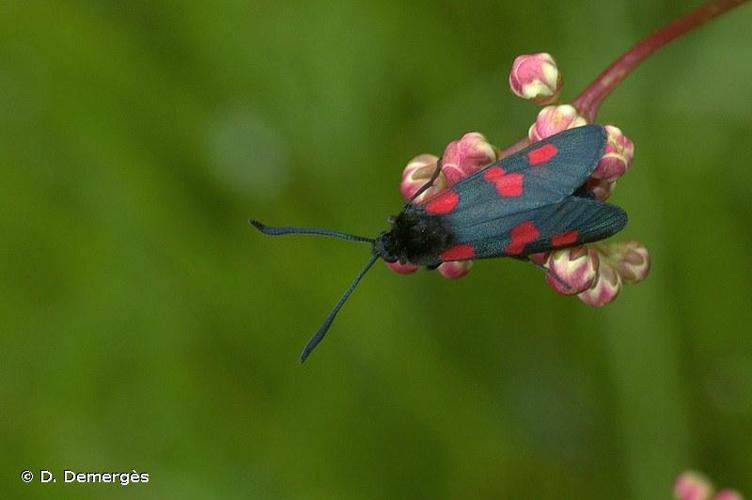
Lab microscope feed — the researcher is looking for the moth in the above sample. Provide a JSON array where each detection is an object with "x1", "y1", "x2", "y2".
[{"x1": 251, "y1": 125, "x2": 626, "y2": 361}]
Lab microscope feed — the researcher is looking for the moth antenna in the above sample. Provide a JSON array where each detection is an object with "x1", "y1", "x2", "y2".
[
  {"x1": 299, "y1": 254, "x2": 379, "y2": 363},
  {"x1": 249, "y1": 219, "x2": 373, "y2": 244},
  {"x1": 404, "y1": 160, "x2": 443, "y2": 207}
]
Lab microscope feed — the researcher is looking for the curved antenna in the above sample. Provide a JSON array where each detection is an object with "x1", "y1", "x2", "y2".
[
  {"x1": 249, "y1": 219, "x2": 373, "y2": 244},
  {"x1": 404, "y1": 159, "x2": 443, "y2": 207},
  {"x1": 300, "y1": 254, "x2": 379, "y2": 363}
]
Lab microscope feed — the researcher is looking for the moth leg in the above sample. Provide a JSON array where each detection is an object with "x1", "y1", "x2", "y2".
[
  {"x1": 405, "y1": 160, "x2": 443, "y2": 206},
  {"x1": 572, "y1": 183, "x2": 595, "y2": 199}
]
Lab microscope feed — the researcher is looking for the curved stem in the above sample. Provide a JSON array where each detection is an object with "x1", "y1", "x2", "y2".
[
  {"x1": 499, "y1": 0, "x2": 749, "y2": 159},
  {"x1": 499, "y1": 136, "x2": 531, "y2": 158},
  {"x1": 573, "y1": 0, "x2": 750, "y2": 122}
]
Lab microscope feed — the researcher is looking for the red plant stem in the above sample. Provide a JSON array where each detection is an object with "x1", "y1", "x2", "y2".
[
  {"x1": 574, "y1": 0, "x2": 749, "y2": 122},
  {"x1": 499, "y1": 0, "x2": 749, "y2": 158}
]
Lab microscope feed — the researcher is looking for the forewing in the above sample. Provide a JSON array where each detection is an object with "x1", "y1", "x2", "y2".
[
  {"x1": 413, "y1": 125, "x2": 614, "y2": 263},
  {"x1": 445, "y1": 125, "x2": 607, "y2": 221},
  {"x1": 438, "y1": 196, "x2": 626, "y2": 260}
]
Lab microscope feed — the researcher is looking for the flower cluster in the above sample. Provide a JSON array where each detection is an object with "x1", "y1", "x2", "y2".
[
  {"x1": 389, "y1": 52, "x2": 650, "y2": 305},
  {"x1": 675, "y1": 470, "x2": 745, "y2": 500}
]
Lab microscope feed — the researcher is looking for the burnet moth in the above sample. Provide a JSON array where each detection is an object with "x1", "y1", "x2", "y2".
[{"x1": 251, "y1": 125, "x2": 627, "y2": 362}]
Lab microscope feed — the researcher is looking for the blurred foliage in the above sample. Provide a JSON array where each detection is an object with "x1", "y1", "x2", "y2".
[{"x1": 1, "y1": 1, "x2": 751, "y2": 498}]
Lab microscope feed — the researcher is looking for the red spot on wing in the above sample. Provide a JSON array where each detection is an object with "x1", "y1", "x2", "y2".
[
  {"x1": 527, "y1": 143, "x2": 558, "y2": 165},
  {"x1": 483, "y1": 165, "x2": 523, "y2": 198},
  {"x1": 440, "y1": 244, "x2": 475, "y2": 261},
  {"x1": 497, "y1": 173, "x2": 523, "y2": 197},
  {"x1": 484, "y1": 165, "x2": 506, "y2": 180},
  {"x1": 504, "y1": 221, "x2": 540, "y2": 255},
  {"x1": 551, "y1": 230, "x2": 579, "y2": 247},
  {"x1": 425, "y1": 189, "x2": 459, "y2": 215}
]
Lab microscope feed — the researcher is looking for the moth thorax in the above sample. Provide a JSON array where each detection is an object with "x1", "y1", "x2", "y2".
[{"x1": 389, "y1": 210, "x2": 454, "y2": 266}]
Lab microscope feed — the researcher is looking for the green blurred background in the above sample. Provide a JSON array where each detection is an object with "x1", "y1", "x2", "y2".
[{"x1": 2, "y1": 1, "x2": 751, "y2": 498}]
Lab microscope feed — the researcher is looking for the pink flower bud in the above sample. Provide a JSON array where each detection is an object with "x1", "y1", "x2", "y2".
[
  {"x1": 604, "y1": 241, "x2": 650, "y2": 283},
  {"x1": 577, "y1": 261, "x2": 622, "y2": 307},
  {"x1": 509, "y1": 53, "x2": 562, "y2": 105},
  {"x1": 440, "y1": 132, "x2": 497, "y2": 186},
  {"x1": 400, "y1": 154, "x2": 444, "y2": 203},
  {"x1": 385, "y1": 260, "x2": 419, "y2": 275},
  {"x1": 545, "y1": 246, "x2": 599, "y2": 295},
  {"x1": 714, "y1": 490, "x2": 744, "y2": 500},
  {"x1": 528, "y1": 104, "x2": 588, "y2": 142},
  {"x1": 674, "y1": 471, "x2": 714, "y2": 500},
  {"x1": 592, "y1": 124, "x2": 635, "y2": 181},
  {"x1": 437, "y1": 260, "x2": 473, "y2": 279},
  {"x1": 585, "y1": 177, "x2": 616, "y2": 201}
]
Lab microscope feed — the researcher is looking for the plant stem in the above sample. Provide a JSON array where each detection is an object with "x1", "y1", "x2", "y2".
[
  {"x1": 573, "y1": 0, "x2": 750, "y2": 122},
  {"x1": 499, "y1": 0, "x2": 749, "y2": 158}
]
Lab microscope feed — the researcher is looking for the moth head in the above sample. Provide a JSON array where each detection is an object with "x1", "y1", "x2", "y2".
[{"x1": 373, "y1": 230, "x2": 399, "y2": 263}]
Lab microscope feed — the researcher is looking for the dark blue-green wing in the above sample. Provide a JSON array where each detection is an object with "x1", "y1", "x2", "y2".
[
  {"x1": 434, "y1": 196, "x2": 626, "y2": 261},
  {"x1": 442, "y1": 124, "x2": 607, "y2": 221},
  {"x1": 415, "y1": 125, "x2": 617, "y2": 262}
]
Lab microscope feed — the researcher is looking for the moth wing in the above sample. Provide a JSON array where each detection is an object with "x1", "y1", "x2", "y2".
[
  {"x1": 440, "y1": 196, "x2": 626, "y2": 260},
  {"x1": 447, "y1": 125, "x2": 607, "y2": 220}
]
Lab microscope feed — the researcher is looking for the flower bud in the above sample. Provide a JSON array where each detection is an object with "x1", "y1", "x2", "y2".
[
  {"x1": 545, "y1": 246, "x2": 599, "y2": 295},
  {"x1": 674, "y1": 471, "x2": 714, "y2": 500},
  {"x1": 509, "y1": 53, "x2": 562, "y2": 105},
  {"x1": 400, "y1": 153, "x2": 444, "y2": 203},
  {"x1": 440, "y1": 132, "x2": 497, "y2": 186},
  {"x1": 604, "y1": 241, "x2": 650, "y2": 283},
  {"x1": 437, "y1": 260, "x2": 473, "y2": 279},
  {"x1": 528, "y1": 104, "x2": 587, "y2": 142},
  {"x1": 714, "y1": 490, "x2": 744, "y2": 500},
  {"x1": 385, "y1": 260, "x2": 419, "y2": 275},
  {"x1": 577, "y1": 261, "x2": 622, "y2": 307},
  {"x1": 592, "y1": 124, "x2": 634, "y2": 181},
  {"x1": 585, "y1": 177, "x2": 616, "y2": 201}
]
